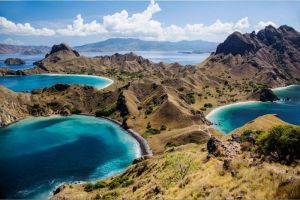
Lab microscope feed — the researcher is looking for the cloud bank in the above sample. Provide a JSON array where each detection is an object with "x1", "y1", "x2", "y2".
[{"x1": 0, "y1": 0, "x2": 276, "y2": 42}]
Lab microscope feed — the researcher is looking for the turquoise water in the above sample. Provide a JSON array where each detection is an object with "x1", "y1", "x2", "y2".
[
  {"x1": 207, "y1": 85, "x2": 300, "y2": 133},
  {"x1": 0, "y1": 74, "x2": 112, "y2": 92},
  {"x1": 0, "y1": 115, "x2": 140, "y2": 199}
]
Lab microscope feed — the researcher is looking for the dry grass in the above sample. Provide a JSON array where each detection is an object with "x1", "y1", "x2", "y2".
[{"x1": 51, "y1": 143, "x2": 300, "y2": 200}]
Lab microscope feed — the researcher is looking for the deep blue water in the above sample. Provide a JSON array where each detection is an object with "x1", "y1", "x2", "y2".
[
  {"x1": 0, "y1": 74, "x2": 112, "y2": 92},
  {"x1": 0, "y1": 115, "x2": 139, "y2": 199},
  {"x1": 207, "y1": 85, "x2": 300, "y2": 133},
  {"x1": 0, "y1": 53, "x2": 44, "y2": 70}
]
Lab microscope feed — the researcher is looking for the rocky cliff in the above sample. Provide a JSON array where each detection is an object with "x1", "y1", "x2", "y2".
[
  {"x1": 204, "y1": 25, "x2": 300, "y2": 86},
  {"x1": 0, "y1": 86, "x2": 30, "y2": 126}
]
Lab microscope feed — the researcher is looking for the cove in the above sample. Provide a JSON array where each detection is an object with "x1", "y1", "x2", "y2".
[
  {"x1": 207, "y1": 85, "x2": 300, "y2": 134},
  {"x1": 0, "y1": 115, "x2": 140, "y2": 199},
  {"x1": 0, "y1": 74, "x2": 113, "y2": 92}
]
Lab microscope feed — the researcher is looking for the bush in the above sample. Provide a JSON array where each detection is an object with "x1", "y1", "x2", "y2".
[
  {"x1": 71, "y1": 108, "x2": 82, "y2": 114},
  {"x1": 256, "y1": 125, "x2": 300, "y2": 163},
  {"x1": 186, "y1": 92, "x2": 196, "y2": 104},
  {"x1": 145, "y1": 128, "x2": 161, "y2": 135},
  {"x1": 145, "y1": 105, "x2": 153, "y2": 115},
  {"x1": 108, "y1": 176, "x2": 133, "y2": 189},
  {"x1": 84, "y1": 183, "x2": 94, "y2": 192},
  {"x1": 203, "y1": 103, "x2": 213, "y2": 108},
  {"x1": 95, "y1": 105, "x2": 117, "y2": 117},
  {"x1": 160, "y1": 124, "x2": 167, "y2": 131},
  {"x1": 94, "y1": 180, "x2": 107, "y2": 189}
]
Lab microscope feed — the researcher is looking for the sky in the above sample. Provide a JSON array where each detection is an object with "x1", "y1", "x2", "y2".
[{"x1": 0, "y1": 0, "x2": 299, "y2": 46}]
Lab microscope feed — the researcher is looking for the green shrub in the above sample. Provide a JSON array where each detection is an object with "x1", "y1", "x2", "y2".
[
  {"x1": 84, "y1": 183, "x2": 94, "y2": 192},
  {"x1": 203, "y1": 103, "x2": 213, "y2": 108},
  {"x1": 160, "y1": 124, "x2": 167, "y2": 131},
  {"x1": 94, "y1": 181, "x2": 107, "y2": 189},
  {"x1": 186, "y1": 92, "x2": 196, "y2": 104},
  {"x1": 108, "y1": 176, "x2": 133, "y2": 189},
  {"x1": 145, "y1": 128, "x2": 161, "y2": 135},
  {"x1": 145, "y1": 105, "x2": 153, "y2": 115},
  {"x1": 95, "y1": 104, "x2": 117, "y2": 117},
  {"x1": 240, "y1": 130, "x2": 261, "y2": 142},
  {"x1": 256, "y1": 125, "x2": 300, "y2": 162},
  {"x1": 147, "y1": 122, "x2": 151, "y2": 129},
  {"x1": 71, "y1": 108, "x2": 82, "y2": 114}
]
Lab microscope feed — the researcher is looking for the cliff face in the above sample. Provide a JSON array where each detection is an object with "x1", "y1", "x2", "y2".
[
  {"x1": 0, "y1": 86, "x2": 30, "y2": 126},
  {"x1": 205, "y1": 25, "x2": 300, "y2": 86}
]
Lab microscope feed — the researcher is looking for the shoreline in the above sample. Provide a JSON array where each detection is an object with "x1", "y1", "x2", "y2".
[
  {"x1": 0, "y1": 73, "x2": 114, "y2": 90},
  {"x1": 206, "y1": 84, "x2": 299, "y2": 120},
  {"x1": 206, "y1": 100, "x2": 259, "y2": 120},
  {"x1": 79, "y1": 113, "x2": 152, "y2": 157}
]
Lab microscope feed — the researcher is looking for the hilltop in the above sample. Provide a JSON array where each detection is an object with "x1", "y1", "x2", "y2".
[
  {"x1": 202, "y1": 25, "x2": 300, "y2": 87},
  {"x1": 51, "y1": 115, "x2": 300, "y2": 200}
]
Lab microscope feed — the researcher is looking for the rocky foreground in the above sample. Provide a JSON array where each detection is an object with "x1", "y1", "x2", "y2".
[{"x1": 51, "y1": 114, "x2": 300, "y2": 200}]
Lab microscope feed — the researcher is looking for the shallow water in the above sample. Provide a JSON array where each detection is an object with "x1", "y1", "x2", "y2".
[
  {"x1": 0, "y1": 74, "x2": 112, "y2": 92},
  {"x1": 0, "y1": 115, "x2": 140, "y2": 199},
  {"x1": 207, "y1": 85, "x2": 300, "y2": 133}
]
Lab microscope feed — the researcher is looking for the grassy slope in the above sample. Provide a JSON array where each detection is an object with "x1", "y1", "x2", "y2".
[{"x1": 51, "y1": 115, "x2": 300, "y2": 200}]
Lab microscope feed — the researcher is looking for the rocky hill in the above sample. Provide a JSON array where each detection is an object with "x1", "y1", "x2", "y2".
[
  {"x1": 0, "y1": 86, "x2": 30, "y2": 126},
  {"x1": 74, "y1": 38, "x2": 218, "y2": 52},
  {"x1": 202, "y1": 25, "x2": 300, "y2": 87},
  {"x1": 51, "y1": 115, "x2": 300, "y2": 200}
]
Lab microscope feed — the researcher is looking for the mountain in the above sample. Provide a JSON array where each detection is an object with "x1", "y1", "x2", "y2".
[
  {"x1": 203, "y1": 25, "x2": 300, "y2": 87},
  {"x1": 74, "y1": 38, "x2": 218, "y2": 52},
  {"x1": 0, "y1": 44, "x2": 50, "y2": 55}
]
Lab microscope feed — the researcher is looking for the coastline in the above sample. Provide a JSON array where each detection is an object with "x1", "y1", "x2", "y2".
[
  {"x1": 271, "y1": 84, "x2": 297, "y2": 91},
  {"x1": 79, "y1": 113, "x2": 152, "y2": 157},
  {"x1": 206, "y1": 100, "x2": 259, "y2": 120},
  {"x1": 206, "y1": 84, "x2": 299, "y2": 120},
  {"x1": 38, "y1": 73, "x2": 114, "y2": 90}
]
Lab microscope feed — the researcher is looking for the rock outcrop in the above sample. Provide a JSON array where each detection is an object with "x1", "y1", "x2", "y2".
[
  {"x1": 257, "y1": 88, "x2": 279, "y2": 102},
  {"x1": 0, "y1": 86, "x2": 30, "y2": 126},
  {"x1": 4, "y1": 58, "x2": 25, "y2": 65}
]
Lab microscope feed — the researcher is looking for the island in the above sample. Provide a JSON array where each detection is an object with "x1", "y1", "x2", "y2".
[{"x1": 0, "y1": 25, "x2": 299, "y2": 199}]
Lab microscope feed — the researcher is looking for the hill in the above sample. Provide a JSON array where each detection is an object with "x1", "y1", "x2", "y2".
[
  {"x1": 74, "y1": 38, "x2": 218, "y2": 52},
  {"x1": 51, "y1": 115, "x2": 300, "y2": 200},
  {"x1": 0, "y1": 44, "x2": 50, "y2": 55},
  {"x1": 201, "y1": 25, "x2": 300, "y2": 87}
]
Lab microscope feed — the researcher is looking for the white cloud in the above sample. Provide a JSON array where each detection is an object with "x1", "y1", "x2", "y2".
[
  {"x1": 56, "y1": 14, "x2": 106, "y2": 36},
  {"x1": 1, "y1": 38, "x2": 24, "y2": 45},
  {"x1": 0, "y1": 0, "x2": 276, "y2": 42},
  {"x1": 254, "y1": 21, "x2": 278, "y2": 32},
  {"x1": 0, "y1": 16, "x2": 55, "y2": 36}
]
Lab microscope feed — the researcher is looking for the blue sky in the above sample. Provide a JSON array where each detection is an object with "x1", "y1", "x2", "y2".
[{"x1": 0, "y1": 1, "x2": 299, "y2": 46}]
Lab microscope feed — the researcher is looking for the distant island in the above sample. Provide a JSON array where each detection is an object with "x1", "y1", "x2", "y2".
[{"x1": 74, "y1": 38, "x2": 218, "y2": 52}]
